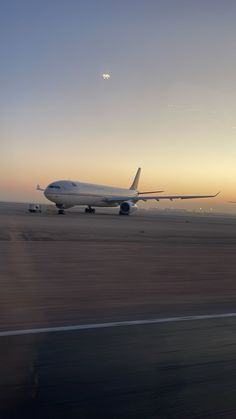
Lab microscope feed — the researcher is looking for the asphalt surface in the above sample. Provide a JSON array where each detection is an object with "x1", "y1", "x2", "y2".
[{"x1": 1, "y1": 202, "x2": 236, "y2": 418}]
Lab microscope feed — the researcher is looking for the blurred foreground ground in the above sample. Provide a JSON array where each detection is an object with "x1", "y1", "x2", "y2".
[{"x1": 1, "y1": 202, "x2": 236, "y2": 418}]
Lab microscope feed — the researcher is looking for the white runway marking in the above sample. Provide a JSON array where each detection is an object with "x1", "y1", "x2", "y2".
[{"x1": 1, "y1": 312, "x2": 236, "y2": 337}]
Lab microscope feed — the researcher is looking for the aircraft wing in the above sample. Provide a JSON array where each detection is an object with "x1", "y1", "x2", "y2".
[
  {"x1": 104, "y1": 192, "x2": 219, "y2": 204},
  {"x1": 138, "y1": 192, "x2": 220, "y2": 202}
]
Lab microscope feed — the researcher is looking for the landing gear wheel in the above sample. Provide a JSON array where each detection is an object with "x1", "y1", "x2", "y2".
[
  {"x1": 58, "y1": 209, "x2": 65, "y2": 215},
  {"x1": 85, "y1": 207, "x2": 96, "y2": 214}
]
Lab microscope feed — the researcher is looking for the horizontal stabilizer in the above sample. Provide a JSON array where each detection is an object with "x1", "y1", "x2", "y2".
[
  {"x1": 37, "y1": 184, "x2": 45, "y2": 192},
  {"x1": 138, "y1": 190, "x2": 164, "y2": 194}
]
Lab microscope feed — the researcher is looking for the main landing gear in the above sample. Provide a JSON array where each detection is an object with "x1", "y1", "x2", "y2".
[
  {"x1": 85, "y1": 206, "x2": 96, "y2": 214},
  {"x1": 58, "y1": 209, "x2": 65, "y2": 215}
]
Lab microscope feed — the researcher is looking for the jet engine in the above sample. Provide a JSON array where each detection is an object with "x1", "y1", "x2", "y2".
[{"x1": 119, "y1": 201, "x2": 137, "y2": 215}]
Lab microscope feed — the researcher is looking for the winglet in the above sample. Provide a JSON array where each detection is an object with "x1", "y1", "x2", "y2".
[{"x1": 130, "y1": 168, "x2": 141, "y2": 190}]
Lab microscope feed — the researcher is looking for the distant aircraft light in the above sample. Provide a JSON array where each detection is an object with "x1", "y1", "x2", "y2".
[{"x1": 102, "y1": 73, "x2": 111, "y2": 80}]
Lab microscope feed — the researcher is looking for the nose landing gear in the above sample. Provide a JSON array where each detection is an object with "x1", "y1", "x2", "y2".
[{"x1": 56, "y1": 204, "x2": 65, "y2": 215}]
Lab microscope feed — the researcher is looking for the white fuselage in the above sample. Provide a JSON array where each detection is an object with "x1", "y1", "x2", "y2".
[{"x1": 44, "y1": 180, "x2": 137, "y2": 208}]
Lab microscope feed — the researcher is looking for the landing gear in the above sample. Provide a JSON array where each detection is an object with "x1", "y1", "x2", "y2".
[
  {"x1": 85, "y1": 206, "x2": 95, "y2": 214},
  {"x1": 56, "y1": 204, "x2": 65, "y2": 215}
]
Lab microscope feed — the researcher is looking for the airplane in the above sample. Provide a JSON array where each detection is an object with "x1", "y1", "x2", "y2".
[{"x1": 37, "y1": 168, "x2": 219, "y2": 215}]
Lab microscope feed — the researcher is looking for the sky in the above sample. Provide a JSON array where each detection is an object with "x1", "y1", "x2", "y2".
[{"x1": 1, "y1": 0, "x2": 236, "y2": 212}]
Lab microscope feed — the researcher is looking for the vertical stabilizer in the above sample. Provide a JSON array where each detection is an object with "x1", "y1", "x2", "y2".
[{"x1": 130, "y1": 168, "x2": 141, "y2": 190}]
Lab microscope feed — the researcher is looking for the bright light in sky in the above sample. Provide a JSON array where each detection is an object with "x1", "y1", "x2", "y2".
[{"x1": 102, "y1": 73, "x2": 111, "y2": 80}]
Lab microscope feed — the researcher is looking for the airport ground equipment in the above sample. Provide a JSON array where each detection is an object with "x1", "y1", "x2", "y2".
[{"x1": 28, "y1": 204, "x2": 42, "y2": 213}]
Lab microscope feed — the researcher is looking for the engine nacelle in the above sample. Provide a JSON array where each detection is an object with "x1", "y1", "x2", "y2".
[
  {"x1": 119, "y1": 201, "x2": 137, "y2": 216},
  {"x1": 56, "y1": 203, "x2": 73, "y2": 210}
]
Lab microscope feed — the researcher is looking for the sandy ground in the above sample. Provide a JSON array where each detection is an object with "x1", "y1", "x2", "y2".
[{"x1": 1, "y1": 202, "x2": 236, "y2": 418}]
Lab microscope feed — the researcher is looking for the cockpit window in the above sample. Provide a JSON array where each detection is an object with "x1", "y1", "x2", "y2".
[
  {"x1": 72, "y1": 182, "x2": 77, "y2": 187},
  {"x1": 49, "y1": 185, "x2": 61, "y2": 189}
]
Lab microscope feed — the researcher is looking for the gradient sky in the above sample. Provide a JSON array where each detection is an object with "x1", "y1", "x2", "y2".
[{"x1": 1, "y1": 0, "x2": 236, "y2": 211}]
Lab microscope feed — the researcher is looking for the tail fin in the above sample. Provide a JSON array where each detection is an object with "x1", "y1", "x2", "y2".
[{"x1": 130, "y1": 168, "x2": 141, "y2": 190}]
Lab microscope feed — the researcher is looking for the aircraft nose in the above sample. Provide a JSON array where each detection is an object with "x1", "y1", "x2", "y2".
[
  {"x1": 44, "y1": 187, "x2": 49, "y2": 198},
  {"x1": 44, "y1": 183, "x2": 62, "y2": 200}
]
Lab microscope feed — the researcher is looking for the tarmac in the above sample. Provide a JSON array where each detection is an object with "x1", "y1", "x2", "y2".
[{"x1": 1, "y1": 202, "x2": 236, "y2": 418}]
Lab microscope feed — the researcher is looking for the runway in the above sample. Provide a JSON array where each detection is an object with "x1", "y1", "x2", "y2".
[{"x1": 1, "y1": 202, "x2": 236, "y2": 418}]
